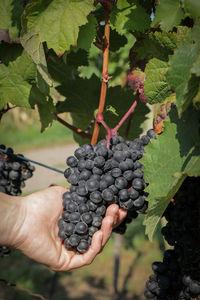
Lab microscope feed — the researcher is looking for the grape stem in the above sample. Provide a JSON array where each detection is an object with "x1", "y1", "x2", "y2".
[
  {"x1": 96, "y1": 99, "x2": 138, "y2": 148},
  {"x1": 112, "y1": 99, "x2": 138, "y2": 135}
]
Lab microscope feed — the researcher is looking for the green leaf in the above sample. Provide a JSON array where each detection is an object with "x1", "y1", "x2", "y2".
[
  {"x1": 0, "y1": 50, "x2": 37, "y2": 109},
  {"x1": 28, "y1": 86, "x2": 55, "y2": 131},
  {"x1": 47, "y1": 50, "x2": 78, "y2": 85},
  {"x1": 24, "y1": 0, "x2": 94, "y2": 54},
  {"x1": 77, "y1": 14, "x2": 97, "y2": 51},
  {"x1": 193, "y1": 86, "x2": 200, "y2": 109},
  {"x1": 167, "y1": 24, "x2": 200, "y2": 113},
  {"x1": 183, "y1": 0, "x2": 200, "y2": 19},
  {"x1": 0, "y1": 0, "x2": 12, "y2": 28},
  {"x1": 0, "y1": 43, "x2": 23, "y2": 65},
  {"x1": 125, "y1": 3, "x2": 151, "y2": 33},
  {"x1": 182, "y1": 75, "x2": 200, "y2": 112},
  {"x1": 37, "y1": 97, "x2": 55, "y2": 132},
  {"x1": 97, "y1": 26, "x2": 128, "y2": 52},
  {"x1": 151, "y1": 31, "x2": 178, "y2": 53},
  {"x1": 142, "y1": 107, "x2": 200, "y2": 240},
  {"x1": 153, "y1": 0, "x2": 184, "y2": 31},
  {"x1": 191, "y1": 54, "x2": 200, "y2": 77},
  {"x1": 56, "y1": 75, "x2": 150, "y2": 145},
  {"x1": 21, "y1": 30, "x2": 53, "y2": 87},
  {"x1": 167, "y1": 42, "x2": 199, "y2": 109},
  {"x1": 133, "y1": 31, "x2": 178, "y2": 63},
  {"x1": 143, "y1": 172, "x2": 186, "y2": 242},
  {"x1": 0, "y1": 0, "x2": 23, "y2": 40},
  {"x1": 78, "y1": 43, "x2": 101, "y2": 79},
  {"x1": 109, "y1": 29, "x2": 128, "y2": 52},
  {"x1": 110, "y1": 0, "x2": 135, "y2": 34},
  {"x1": 66, "y1": 49, "x2": 88, "y2": 67},
  {"x1": 144, "y1": 58, "x2": 171, "y2": 104},
  {"x1": 133, "y1": 27, "x2": 191, "y2": 64}
]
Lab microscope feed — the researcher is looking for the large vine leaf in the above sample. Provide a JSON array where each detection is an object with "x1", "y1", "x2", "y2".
[
  {"x1": 23, "y1": 0, "x2": 94, "y2": 54},
  {"x1": 144, "y1": 58, "x2": 171, "y2": 104},
  {"x1": 141, "y1": 107, "x2": 200, "y2": 240},
  {"x1": 0, "y1": 50, "x2": 37, "y2": 109},
  {"x1": 167, "y1": 24, "x2": 200, "y2": 114},
  {"x1": 56, "y1": 75, "x2": 150, "y2": 145},
  {"x1": 152, "y1": 0, "x2": 185, "y2": 31},
  {"x1": 0, "y1": 43, "x2": 54, "y2": 131}
]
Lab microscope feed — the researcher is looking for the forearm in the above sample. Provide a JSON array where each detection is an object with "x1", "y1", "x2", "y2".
[{"x1": 0, "y1": 193, "x2": 26, "y2": 248}]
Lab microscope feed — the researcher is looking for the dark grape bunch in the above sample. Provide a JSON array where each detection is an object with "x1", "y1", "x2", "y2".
[
  {"x1": 144, "y1": 177, "x2": 200, "y2": 300},
  {"x1": 0, "y1": 144, "x2": 35, "y2": 259},
  {"x1": 58, "y1": 129, "x2": 156, "y2": 254},
  {"x1": 0, "y1": 144, "x2": 35, "y2": 196}
]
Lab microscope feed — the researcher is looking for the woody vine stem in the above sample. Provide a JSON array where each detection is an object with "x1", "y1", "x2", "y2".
[
  {"x1": 91, "y1": 0, "x2": 112, "y2": 146},
  {"x1": 91, "y1": 0, "x2": 138, "y2": 147}
]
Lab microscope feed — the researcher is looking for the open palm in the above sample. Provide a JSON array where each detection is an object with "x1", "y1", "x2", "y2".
[{"x1": 16, "y1": 186, "x2": 127, "y2": 271}]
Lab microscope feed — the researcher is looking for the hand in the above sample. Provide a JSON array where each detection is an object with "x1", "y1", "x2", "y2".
[{"x1": 13, "y1": 186, "x2": 127, "y2": 271}]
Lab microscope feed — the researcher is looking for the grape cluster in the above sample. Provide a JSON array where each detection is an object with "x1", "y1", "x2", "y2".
[
  {"x1": 0, "y1": 145, "x2": 35, "y2": 259},
  {"x1": 0, "y1": 145, "x2": 35, "y2": 196},
  {"x1": 58, "y1": 129, "x2": 156, "y2": 254},
  {"x1": 145, "y1": 177, "x2": 200, "y2": 300}
]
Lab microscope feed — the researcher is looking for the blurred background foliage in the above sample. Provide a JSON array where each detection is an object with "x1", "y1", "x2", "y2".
[{"x1": 0, "y1": 108, "x2": 73, "y2": 151}]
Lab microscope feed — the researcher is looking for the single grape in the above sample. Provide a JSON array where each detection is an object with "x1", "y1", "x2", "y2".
[
  {"x1": 77, "y1": 240, "x2": 89, "y2": 253},
  {"x1": 66, "y1": 156, "x2": 78, "y2": 167},
  {"x1": 81, "y1": 212, "x2": 93, "y2": 224},
  {"x1": 86, "y1": 179, "x2": 100, "y2": 192},
  {"x1": 115, "y1": 177, "x2": 128, "y2": 189},
  {"x1": 92, "y1": 215, "x2": 102, "y2": 227},
  {"x1": 102, "y1": 188, "x2": 114, "y2": 202},
  {"x1": 75, "y1": 222, "x2": 88, "y2": 235}
]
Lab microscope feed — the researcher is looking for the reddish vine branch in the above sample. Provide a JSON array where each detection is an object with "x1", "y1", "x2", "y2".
[
  {"x1": 91, "y1": 3, "x2": 111, "y2": 146},
  {"x1": 54, "y1": 114, "x2": 92, "y2": 139}
]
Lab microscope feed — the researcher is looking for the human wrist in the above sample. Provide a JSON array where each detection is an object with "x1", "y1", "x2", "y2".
[{"x1": 0, "y1": 193, "x2": 27, "y2": 248}]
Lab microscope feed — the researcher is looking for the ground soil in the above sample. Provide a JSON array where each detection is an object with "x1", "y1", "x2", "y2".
[{"x1": 23, "y1": 143, "x2": 78, "y2": 192}]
